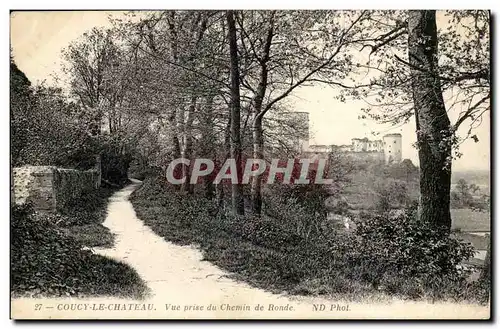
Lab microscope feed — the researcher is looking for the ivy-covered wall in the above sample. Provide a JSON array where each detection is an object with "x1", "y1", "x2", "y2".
[{"x1": 13, "y1": 166, "x2": 100, "y2": 212}]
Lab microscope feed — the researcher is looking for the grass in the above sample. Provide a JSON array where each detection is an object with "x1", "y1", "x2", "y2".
[
  {"x1": 130, "y1": 176, "x2": 490, "y2": 304},
  {"x1": 66, "y1": 255, "x2": 150, "y2": 299},
  {"x1": 451, "y1": 208, "x2": 490, "y2": 232},
  {"x1": 64, "y1": 224, "x2": 114, "y2": 249},
  {"x1": 11, "y1": 252, "x2": 150, "y2": 300},
  {"x1": 58, "y1": 184, "x2": 120, "y2": 248}
]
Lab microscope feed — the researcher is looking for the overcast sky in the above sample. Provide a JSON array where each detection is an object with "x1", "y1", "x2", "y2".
[{"x1": 10, "y1": 11, "x2": 490, "y2": 171}]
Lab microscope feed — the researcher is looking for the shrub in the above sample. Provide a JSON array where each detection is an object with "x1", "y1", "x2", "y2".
[
  {"x1": 131, "y1": 175, "x2": 172, "y2": 201},
  {"x1": 349, "y1": 207, "x2": 476, "y2": 287},
  {"x1": 56, "y1": 186, "x2": 115, "y2": 226},
  {"x1": 47, "y1": 185, "x2": 117, "y2": 248},
  {"x1": 263, "y1": 184, "x2": 329, "y2": 241},
  {"x1": 127, "y1": 160, "x2": 162, "y2": 181},
  {"x1": 374, "y1": 178, "x2": 415, "y2": 212}
]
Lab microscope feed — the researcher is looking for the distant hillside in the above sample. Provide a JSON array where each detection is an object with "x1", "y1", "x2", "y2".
[
  {"x1": 331, "y1": 156, "x2": 490, "y2": 211},
  {"x1": 452, "y1": 170, "x2": 490, "y2": 188},
  {"x1": 340, "y1": 159, "x2": 420, "y2": 211}
]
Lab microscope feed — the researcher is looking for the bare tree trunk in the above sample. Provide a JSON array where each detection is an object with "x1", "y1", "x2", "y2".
[
  {"x1": 90, "y1": 107, "x2": 102, "y2": 136},
  {"x1": 408, "y1": 10, "x2": 452, "y2": 233},
  {"x1": 250, "y1": 75, "x2": 267, "y2": 215},
  {"x1": 204, "y1": 171, "x2": 215, "y2": 198},
  {"x1": 250, "y1": 67, "x2": 269, "y2": 215},
  {"x1": 201, "y1": 96, "x2": 216, "y2": 199},
  {"x1": 172, "y1": 133, "x2": 181, "y2": 159},
  {"x1": 250, "y1": 14, "x2": 273, "y2": 215},
  {"x1": 169, "y1": 108, "x2": 182, "y2": 191},
  {"x1": 166, "y1": 11, "x2": 182, "y2": 190},
  {"x1": 251, "y1": 116, "x2": 264, "y2": 214},
  {"x1": 172, "y1": 109, "x2": 182, "y2": 160},
  {"x1": 108, "y1": 109, "x2": 113, "y2": 134},
  {"x1": 181, "y1": 96, "x2": 196, "y2": 194},
  {"x1": 216, "y1": 117, "x2": 231, "y2": 209},
  {"x1": 227, "y1": 10, "x2": 245, "y2": 215}
]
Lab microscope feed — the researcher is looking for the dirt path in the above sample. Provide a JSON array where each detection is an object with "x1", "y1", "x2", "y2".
[
  {"x1": 94, "y1": 179, "x2": 292, "y2": 306},
  {"x1": 11, "y1": 180, "x2": 489, "y2": 319}
]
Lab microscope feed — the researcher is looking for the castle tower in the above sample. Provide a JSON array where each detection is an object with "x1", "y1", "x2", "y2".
[{"x1": 383, "y1": 133, "x2": 402, "y2": 164}]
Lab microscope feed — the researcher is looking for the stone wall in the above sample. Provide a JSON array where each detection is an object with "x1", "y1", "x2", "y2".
[
  {"x1": 344, "y1": 151, "x2": 385, "y2": 163},
  {"x1": 13, "y1": 166, "x2": 101, "y2": 212}
]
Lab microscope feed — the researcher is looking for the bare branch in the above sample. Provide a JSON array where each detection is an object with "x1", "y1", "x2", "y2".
[{"x1": 454, "y1": 93, "x2": 490, "y2": 130}]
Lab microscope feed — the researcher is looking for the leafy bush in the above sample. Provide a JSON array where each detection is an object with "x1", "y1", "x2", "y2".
[
  {"x1": 10, "y1": 62, "x2": 99, "y2": 170},
  {"x1": 11, "y1": 204, "x2": 148, "y2": 298},
  {"x1": 58, "y1": 186, "x2": 115, "y2": 226},
  {"x1": 374, "y1": 178, "x2": 414, "y2": 212},
  {"x1": 349, "y1": 207, "x2": 476, "y2": 285},
  {"x1": 263, "y1": 184, "x2": 329, "y2": 241},
  {"x1": 11, "y1": 62, "x2": 133, "y2": 186},
  {"x1": 49, "y1": 185, "x2": 118, "y2": 248},
  {"x1": 131, "y1": 175, "x2": 172, "y2": 201},
  {"x1": 128, "y1": 160, "x2": 162, "y2": 181}
]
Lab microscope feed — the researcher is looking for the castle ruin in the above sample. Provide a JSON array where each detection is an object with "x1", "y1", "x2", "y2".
[
  {"x1": 286, "y1": 111, "x2": 403, "y2": 165},
  {"x1": 306, "y1": 134, "x2": 402, "y2": 165}
]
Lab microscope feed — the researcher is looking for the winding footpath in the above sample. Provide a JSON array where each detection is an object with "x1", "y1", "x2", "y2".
[{"x1": 11, "y1": 180, "x2": 489, "y2": 319}]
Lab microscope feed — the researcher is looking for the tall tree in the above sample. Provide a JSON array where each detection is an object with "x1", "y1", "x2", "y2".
[
  {"x1": 408, "y1": 10, "x2": 452, "y2": 231},
  {"x1": 114, "y1": 11, "x2": 230, "y2": 193},
  {"x1": 341, "y1": 10, "x2": 490, "y2": 232},
  {"x1": 236, "y1": 10, "x2": 368, "y2": 215},
  {"x1": 226, "y1": 10, "x2": 245, "y2": 215},
  {"x1": 62, "y1": 27, "x2": 123, "y2": 136}
]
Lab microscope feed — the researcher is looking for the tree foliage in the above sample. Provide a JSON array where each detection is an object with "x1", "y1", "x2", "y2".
[
  {"x1": 341, "y1": 10, "x2": 490, "y2": 156},
  {"x1": 12, "y1": 10, "x2": 490, "y2": 223}
]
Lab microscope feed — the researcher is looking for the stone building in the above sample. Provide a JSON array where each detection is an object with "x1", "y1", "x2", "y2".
[
  {"x1": 351, "y1": 138, "x2": 384, "y2": 152},
  {"x1": 383, "y1": 133, "x2": 402, "y2": 164},
  {"x1": 307, "y1": 134, "x2": 402, "y2": 165}
]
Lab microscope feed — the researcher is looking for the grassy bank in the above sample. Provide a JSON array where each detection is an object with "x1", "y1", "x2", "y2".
[
  {"x1": 11, "y1": 184, "x2": 150, "y2": 299},
  {"x1": 56, "y1": 184, "x2": 120, "y2": 248},
  {"x1": 130, "y1": 176, "x2": 489, "y2": 304}
]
